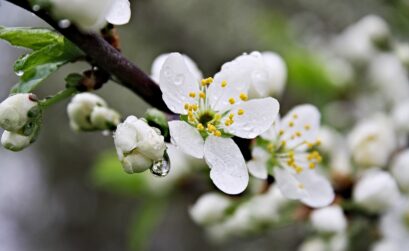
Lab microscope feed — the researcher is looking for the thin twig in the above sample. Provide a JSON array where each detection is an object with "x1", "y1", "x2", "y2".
[{"x1": 5, "y1": 0, "x2": 170, "y2": 112}]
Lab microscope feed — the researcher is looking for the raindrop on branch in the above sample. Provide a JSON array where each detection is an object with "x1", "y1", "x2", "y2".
[{"x1": 58, "y1": 19, "x2": 71, "y2": 29}]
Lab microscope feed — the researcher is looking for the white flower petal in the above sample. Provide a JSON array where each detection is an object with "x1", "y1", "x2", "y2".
[
  {"x1": 280, "y1": 104, "x2": 321, "y2": 149},
  {"x1": 169, "y1": 120, "x2": 204, "y2": 159},
  {"x1": 223, "y1": 97, "x2": 279, "y2": 139},
  {"x1": 300, "y1": 171, "x2": 335, "y2": 208},
  {"x1": 204, "y1": 136, "x2": 249, "y2": 195},
  {"x1": 248, "y1": 160, "x2": 268, "y2": 179},
  {"x1": 151, "y1": 53, "x2": 202, "y2": 82},
  {"x1": 274, "y1": 167, "x2": 307, "y2": 200},
  {"x1": 248, "y1": 147, "x2": 270, "y2": 179},
  {"x1": 159, "y1": 53, "x2": 200, "y2": 114},
  {"x1": 207, "y1": 53, "x2": 261, "y2": 112},
  {"x1": 105, "y1": 0, "x2": 131, "y2": 25}
]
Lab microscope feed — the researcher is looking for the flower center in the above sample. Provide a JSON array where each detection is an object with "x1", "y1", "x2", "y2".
[{"x1": 182, "y1": 77, "x2": 248, "y2": 138}]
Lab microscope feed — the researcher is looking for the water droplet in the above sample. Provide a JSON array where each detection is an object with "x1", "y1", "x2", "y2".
[
  {"x1": 150, "y1": 154, "x2": 171, "y2": 177},
  {"x1": 58, "y1": 19, "x2": 71, "y2": 29},
  {"x1": 16, "y1": 70, "x2": 24, "y2": 77},
  {"x1": 32, "y1": 4, "x2": 41, "y2": 11},
  {"x1": 174, "y1": 74, "x2": 184, "y2": 86}
]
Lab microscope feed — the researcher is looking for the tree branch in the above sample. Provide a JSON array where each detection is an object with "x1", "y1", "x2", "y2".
[{"x1": 5, "y1": 0, "x2": 170, "y2": 112}]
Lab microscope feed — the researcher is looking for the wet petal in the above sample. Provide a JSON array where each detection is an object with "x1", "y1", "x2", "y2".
[
  {"x1": 151, "y1": 53, "x2": 202, "y2": 82},
  {"x1": 204, "y1": 136, "x2": 249, "y2": 195},
  {"x1": 169, "y1": 121, "x2": 204, "y2": 158},
  {"x1": 207, "y1": 53, "x2": 265, "y2": 112},
  {"x1": 106, "y1": 0, "x2": 131, "y2": 25},
  {"x1": 159, "y1": 53, "x2": 200, "y2": 114},
  {"x1": 223, "y1": 97, "x2": 279, "y2": 139}
]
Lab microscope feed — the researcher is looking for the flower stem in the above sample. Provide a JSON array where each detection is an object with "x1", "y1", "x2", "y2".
[{"x1": 39, "y1": 88, "x2": 78, "y2": 109}]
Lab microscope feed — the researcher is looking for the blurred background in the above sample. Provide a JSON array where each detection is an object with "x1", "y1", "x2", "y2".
[{"x1": 0, "y1": 0, "x2": 408, "y2": 250}]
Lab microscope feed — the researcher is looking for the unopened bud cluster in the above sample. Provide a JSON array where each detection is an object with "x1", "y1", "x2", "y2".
[
  {"x1": 0, "y1": 93, "x2": 41, "y2": 151},
  {"x1": 67, "y1": 93, "x2": 121, "y2": 131},
  {"x1": 114, "y1": 116, "x2": 166, "y2": 174}
]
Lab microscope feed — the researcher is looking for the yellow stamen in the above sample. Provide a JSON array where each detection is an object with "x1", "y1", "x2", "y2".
[
  {"x1": 199, "y1": 91, "x2": 206, "y2": 99},
  {"x1": 189, "y1": 92, "x2": 196, "y2": 98},
  {"x1": 279, "y1": 130, "x2": 284, "y2": 136},
  {"x1": 201, "y1": 77, "x2": 213, "y2": 86},
  {"x1": 229, "y1": 98, "x2": 235, "y2": 104},
  {"x1": 221, "y1": 80, "x2": 227, "y2": 88},
  {"x1": 197, "y1": 123, "x2": 204, "y2": 131},
  {"x1": 295, "y1": 166, "x2": 303, "y2": 174},
  {"x1": 295, "y1": 131, "x2": 302, "y2": 137},
  {"x1": 192, "y1": 104, "x2": 198, "y2": 111},
  {"x1": 214, "y1": 130, "x2": 222, "y2": 137},
  {"x1": 293, "y1": 113, "x2": 298, "y2": 119},
  {"x1": 184, "y1": 103, "x2": 189, "y2": 110},
  {"x1": 309, "y1": 162, "x2": 316, "y2": 169},
  {"x1": 304, "y1": 124, "x2": 311, "y2": 130},
  {"x1": 229, "y1": 113, "x2": 234, "y2": 119},
  {"x1": 288, "y1": 121, "x2": 294, "y2": 127},
  {"x1": 239, "y1": 93, "x2": 248, "y2": 101},
  {"x1": 238, "y1": 109, "x2": 245, "y2": 115}
]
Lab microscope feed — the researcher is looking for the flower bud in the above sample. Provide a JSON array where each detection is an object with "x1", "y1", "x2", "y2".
[
  {"x1": 353, "y1": 169, "x2": 400, "y2": 213},
  {"x1": 67, "y1": 93, "x2": 120, "y2": 131},
  {"x1": 310, "y1": 205, "x2": 347, "y2": 233},
  {"x1": 114, "y1": 116, "x2": 166, "y2": 173},
  {"x1": 0, "y1": 93, "x2": 38, "y2": 132},
  {"x1": 1, "y1": 130, "x2": 31, "y2": 152},
  {"x1": 189, "y1": 192, "x2": 232, "y2": 225},
  {"x1": 90, "y1": 106, "x2": 121, "y2": 130}
]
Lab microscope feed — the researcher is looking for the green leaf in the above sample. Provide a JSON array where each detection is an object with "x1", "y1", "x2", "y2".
[
  {"x1": 90, "y1": 151, "x2": 151, "y2": 196},
  {"x1": 0, "y1": 26, "x2": 83, "y2": 93},
  {"x1": 0, "y1": 26, "x2": 61, "y2": 50}
]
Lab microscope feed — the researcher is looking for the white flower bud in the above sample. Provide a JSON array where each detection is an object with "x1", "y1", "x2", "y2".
[
  {"x1": 0, "y1": 93, "x2": 38, "y2": 132},
  {"x1": 114, "y1": 116, "x2": 166, "y2": 173},
  {"x1": 67, "y1": 93, "x2": 121, "y2": 131},
  {"x1": 122, "y1": 152, "x2": 153, "y2": 174},
  {"x1": 310, "y1": 205, "x2": 347, "y2": 233},
  {"x1": 49, "y1": 0, "x2": 131, "y2": 32},
  {"x1": 90, "y1": 106, "x2": 121, "y2": 130},
  {"x1": 189, "y1": 193, "x2": 232, "y2": 225},
  {"x1": 1, "y1": 130, "x2": 31, "y2": 152},
  {"x1": 391, "y1": 149, "x2": 409, "y2": 193},
  {"x1": 348, "y1": 115, "x2": 396, "y2": 168},
  {"x1": 353, "y1": 169, "x2": 400, "y2": 213}
]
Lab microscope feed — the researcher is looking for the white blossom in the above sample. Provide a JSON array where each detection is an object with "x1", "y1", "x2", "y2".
[
  {"x1": 0, "y1": 93, "x2": 38, "y2": 132},
  {"x1": 367, "y1": 53, "x2": 409, "y2": 105},
  {"x1": 159, "y1": 52, "x2": 279, "y2": 194},
  {"x1": 353, "y1": 169, "x2": 400, "y2": 213},
  {"x1": 1, "y1": 130, "x2": 31, "y2": 152},
  {"x1": 348, "y1": 114, "x2": 396, "y2": 168},
  {"x1": 67, "y1": 93, "x2": 120, "y2": 131},
  {"x1": 391, "y1": 149, "x2": 409, "y2": 193},
  {"x1": 333, "y1": 15, "x2": 389, "y2": 63},
  {"x1": 114, "y1": 116, "x2": 166, "y2": 174},
  {"x1": 248, "y1": 104, "x2": 334, "y2": 207},
  {"x1": 310, "y1": 205, "x2": 347, "y2": 233},
  {"x1": 189, "y1": 192, "x2": 232, "y2": 225},
  {"x1": 50, "y1": 0, "x2": 131, "y2": 31}
]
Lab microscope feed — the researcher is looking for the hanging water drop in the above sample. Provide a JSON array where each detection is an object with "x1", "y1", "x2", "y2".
[
  {"x1": 150, "y1": 152, "x2": 171, "y2": 177},
  {"x1": 16, "y1": 70, "x2": 24, "y2": 77},
  {"x1": 58, "y1": 19, "x2": 71, "y2": 29}
]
